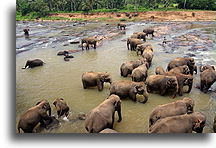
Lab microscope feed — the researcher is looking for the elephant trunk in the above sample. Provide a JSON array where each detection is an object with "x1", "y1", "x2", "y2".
[
  {"x1": 187, "y1": 84, "x2": 193, "y2": 93},
  {"x1": 48, "y1": 108, "x2": 51, "y2": 116},
  {"x1": 117, "y1": 106, "x2": 122, "y2": 122},
  {"x1": 141, "y1": 90, "x2": 148, "y2": 104}
]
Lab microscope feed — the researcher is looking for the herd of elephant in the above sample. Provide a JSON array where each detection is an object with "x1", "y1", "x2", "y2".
[{"x1": 19, "y1": 22, "x2": 216, "y2": 133}]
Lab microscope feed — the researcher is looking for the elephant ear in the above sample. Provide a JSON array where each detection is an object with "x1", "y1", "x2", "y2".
[
  {"x1": 36, "y1": 101, "x2": 41, "y2": 106},
  {"x1": 133, "y1": 85, "x2": 139, "y2": 93},
  {"x1": 114, "y1": 100, "x2": 121, "y2": 110},
  {"x1": 99, "y1": 74, "x2": 105, "y2": 82}
]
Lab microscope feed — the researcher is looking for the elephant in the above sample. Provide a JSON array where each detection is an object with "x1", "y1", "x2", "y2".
[
  {"x1": 17, "y1": 100, "x2": 52, "y2": 133},
  {"x1": 149, "y1": 97, "x2": 194, "y2": 127},
  {"x1": 131, "y1": 63, "x2": 149, "y2": 82},
  {"x1": 148, "y1": 112, "x2": 206, "y2": 133},
  {"x1": 109, "y1": 80, "x2": 149, "y2": 103},
  {"x1": 193, "y1": 65, "x2": 197, "y2": 74},
  {"x1": 53, "y1": 98, "x2": 70, "y2": 118},
  {"x1": 143, "y1": 29, "x2": 154, "y2": 37},
  {"x1": 84, "y1": 94, "x2": 122, "y2": 133},
  {"x1": 117, "y1": 23, "x2": 126, "y2": 30},
  {"x1": 127, "y1": 38, "x2": 143, "y2": 51},
  {"x1": 136, "y1": 43, "x2": 153, "y2": 55},
  {"x1": 57, "y1": 50, "x2": 69, "y2": 56},
  {"x1": 200, "y1": 66, "x2": 216, "y2": 93},
  {"x1": 23, "y1": 28, "x2": 29, "y2": 38},
  {"x1": 120, "y1": 58, "x2": 147, "y2": 77},
  {"x1": 22, "y1": 59, "x2": 45, "y2": 69},
  {"x1": 81, "y1": 71, "x2": 112, "y2": 91},
  {"x1": 132, "y1": 32, "x2": 146, "y2": 41},
  {"x1": 167, "y1": 57, "x2": 195, "y2": 75},
  {"x1": 142, "y1": 46, "x2": 154, "y2": 66},
  {"x1": 168, "y1": 65, "x2": 190, "y2": 75},
  {"x1": 81, "y1": 37, "x2": 98, "y2": 50},
  {"x1": 155, "y1": 66, "x2": 166, "y2": 75},
  {"x1": 99, "y1": 128, "x2": 118, "y2": 133},
  {"x1": 145, "y1": 75, "x2": 179, "y2": 98},
  {"x1": 165, "y1": 72, "x2": 194, "y2": 96},
  {"x1": 199, "y1": 65, "x2": 215, "y2": 72},
  {"x1": 214, "y1": 116, "x2": 216, "y2": 133}
]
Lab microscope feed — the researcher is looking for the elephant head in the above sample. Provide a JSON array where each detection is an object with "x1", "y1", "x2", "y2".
[
  {"x1": 99, "y1": 72, "x2": 112, "y2": 84},
  {"x1": 36, "y1": 100, "x2": 51, "y2": 116},
  {"x1": 183, "y1": 75, "x2": 193, "y2": 93},
  {"x1": 192, "y1": 112, "x2": 206, "y2": 133},
  {"x1": 199, "y1": 65, "x2": 215, "y2": 72},
  {"x1": 133, "y1": 82, "x2": 149, "y2": 103},
  {"x1": 108, "y1": 95, "x2": 122, "y2": 122},
  {"x1": 182, "y1": 97, "x2": 194, "y2": 114},
  {"x1": 182, "y1": 65, "x2": 190, "y2": 75},
  {"x1": 186, "y1": 57, "x2": 195, "y2": 66}
]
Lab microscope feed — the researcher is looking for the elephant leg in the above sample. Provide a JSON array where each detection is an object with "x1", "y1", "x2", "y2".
[
  {"x1": 93, "y1": 43, "x2": 96, "y2": 49},
  {"x1": 200, "y1": 80, "x2": 204, "y2": 91},
  {"x1": 160, "y1": 88, "x2": 167, "y2": 96},
  {"x1": 81, "y1": 43, "x2": 84, "y2": 50},
  {"x1": 97, "y1": 81, "x2": 103, "y2": 91},
  {"x1": 40, "y1": 119, "x2": 46, "y2": 128},
  {"x1": 186, "y1": 85, "x2": 192, "y2": 93},
  {"x1": 129, "y1": 92, "x2": 136, "y2": 102},
  {"x1": 82, "y1": 80, "x2": 87, "y2": 89}
]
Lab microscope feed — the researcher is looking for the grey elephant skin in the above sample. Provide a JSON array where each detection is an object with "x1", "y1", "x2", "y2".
[
  {"x1": 22, "y1": 59, "x2": 44, "y2": 69},
  {"x1": 17, "y1": 100, "x2": 52, "y2": 133},
  {"x1": 85, "y1": 95, "x2": 122, "y2": 133}
]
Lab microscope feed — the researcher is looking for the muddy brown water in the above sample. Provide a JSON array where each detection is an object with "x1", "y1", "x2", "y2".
[{"x1": 16, "y1": 21, "x2": 215, "y2": 133}]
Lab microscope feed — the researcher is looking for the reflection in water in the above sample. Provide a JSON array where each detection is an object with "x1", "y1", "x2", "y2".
[{"x1": 16, "y1": 21, "x2": 215, "y2": 133}]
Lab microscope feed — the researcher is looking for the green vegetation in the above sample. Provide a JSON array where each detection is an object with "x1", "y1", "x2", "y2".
[{"x1": 16, "y1": 0, "x2": 216, "y2": 21}]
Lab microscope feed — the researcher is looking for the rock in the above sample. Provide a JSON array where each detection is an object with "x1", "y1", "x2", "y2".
[
  {"x1": 99, "y1": 128, "x2": 118, "y2": 133},
  {"x1": 185, "y1": 53, "x2": 196, "y2": 57},
  {"x1": 63, "y1": 44, "x2": 69, "y2": 46},
  {"x1": 64, "y1": 57, "x2": 70, "y2": 61},
  {"x1": 57, "y1": 50, "x2": 69, "y2": 56}
]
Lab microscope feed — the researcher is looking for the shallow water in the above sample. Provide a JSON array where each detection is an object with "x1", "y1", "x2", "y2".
[{"x1": 16, "y1": 21, "x2": 215, "y2": 133}]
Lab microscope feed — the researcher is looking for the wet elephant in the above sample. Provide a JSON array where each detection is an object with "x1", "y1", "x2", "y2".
[
  {"x1": 22, "y1": 59, "x2": 45, "y2": 69},
  {"x1": 132, "y1": 32, "x2": 146, "y2": 41},
  {"x1": 136, "y1": 43, "x2": 153, "y2": 55},
  {"x1": 131, "y1": 63, "x2": 149, "y2": 82},
  {"x1": 143, "y1": 29, "x2": 154, "y2": 37},
  {"x1": 120, "y1": 58, "x2": 147, "y2": 77},
  {"x1": 109, "y1": 80, "x2": 148, "y2": 103},
  {"x1": 17, "y1": 100, "x2": 52, "y2": 133},
  {"x1": 148, "y1": 112, "x2": 206, "y2": 133},
  {"x1": 127, "y1": 38, "x2": 143, "y2": 51},
  {"x1": 155, "y1": 66, "x2": 166, "y2": 75},
  {"x1": 167, "y1": 57, "x2": 195, "y2": 75},
  {"x1": 23, "y1": 28, "x2": 29, "y2": 38},
  {"x1": 117, "y1": 23, "x2": 126, "y2": 30},
  {"x1": 81, "y1": 71, "x2": 112, "y2": 91},
  {"x1": 200, "y1": 65, "x2": 216, "y2": 92},
  {"x1": 149, "y1": 97, "x2": 194, "y2": 127},
  {"x1": 142, "y1": 46, "x2": 154, "y2": 66},
  {"x1": 146, "y1": 75, "x2": 179, "y2": 98},
  {"x1": 81, "y1": 37, "x2": 98, "y2": 50},
  {"x1": 53, "y1": 98, "x2": 70, "y2": 118},
  {"x1": 85, "y1": 95, "x2": 122, "y2": 133},
  {"x1": 169, "y1": 65, "x2": 190, "y2": 75}
]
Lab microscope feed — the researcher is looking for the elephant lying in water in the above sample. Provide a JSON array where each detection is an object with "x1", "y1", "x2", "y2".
[
  {"x1": 85, "y1": 95, "x2": 122, "y2": 133},
  {"x1": 146, "y1": 75, "x2": 179, "y2": 98},
  {"x1": 148, "y1": 112, "x2": 206, "y2": 133},
  {"x1": 82, "y1": 71, "x2": 112, "y2": 91},
  {"x1": 53, "y1": 98, "x2": 70, "y2": 118},
  {"x1": 109, "y1": 80, "x2": 148, "y2": 103},
  {"x1": 17, "y1": 100, "x2": 52, "y2": 133},
  {"x1": 149, "y1": 97, "x2": 194, "y2": 127},
  {"x1": 22, "y1": 59, "x2": 45, "y2": 69}
]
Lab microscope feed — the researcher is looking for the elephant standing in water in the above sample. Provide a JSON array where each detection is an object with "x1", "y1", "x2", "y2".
[
  {"x1": 149, "y1": 97, "x2": 194, "y2": 127},
  {"x1": 127, "y1": 38, "x2": 143, "y2": 51},
  {"x1": 167, "y1": 57, "x2": 195, "y2": 75},
  {"x1": 17, "y1": 100, "x2": 52, "y2": 133},
  {"x1": 85, "y1": 95, "x2": 122, "y2": 133},
  {"x1": 81, "y1": 72, "x2": 112, "y2": 91},
  {"x1": 148, "y1": 112, "x2": 206, "y2": 133},
  {"x1": 22, "y1": 59, "x2": 45, "y2": 69},
  {"x1": 143, "y1": 29, "x2": 154, "y2": 37},
  {"x1": 53, "y1": 98, "x2": 70, "y2": 118},
  {"x1": 81, "y1": 37, "x2": 98, "y2": 50},
  {"x1": 23, "y1": 28, "x2": 29, "y2": 38},
  {"x1": 109, "y1": 80, "x2": 148, "y2": 103}
]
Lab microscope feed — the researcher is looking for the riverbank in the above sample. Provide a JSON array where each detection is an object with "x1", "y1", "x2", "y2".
[{"x1": 17, "y1": 11, "x2": 216, "y2": 22}]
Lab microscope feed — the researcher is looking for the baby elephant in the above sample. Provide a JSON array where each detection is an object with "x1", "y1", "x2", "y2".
[
  {"x1": 85, "y1": 95, "x2": 122, "y2": 133},
  {"x1": 148, "y1": 112, "x2": 206, "y2": 133},
  {"x1": 17, "y1": 100, "x2": 52, "y2": 133},
  {"x1": 82, "y1": 71, "x2": 112, "y2": 91},
  {"x1": 110, "y1": 80, "x2": 148, "y2": 103},
  {"x1": 53, "y1": 98, "x2": 70, "y2": 118},
  {"x1": 149, "y1": 97, "x2": 194, "y2": 127},
  {"x1": 22, "y1": 59, "x2": 45, "y2": 69}
]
